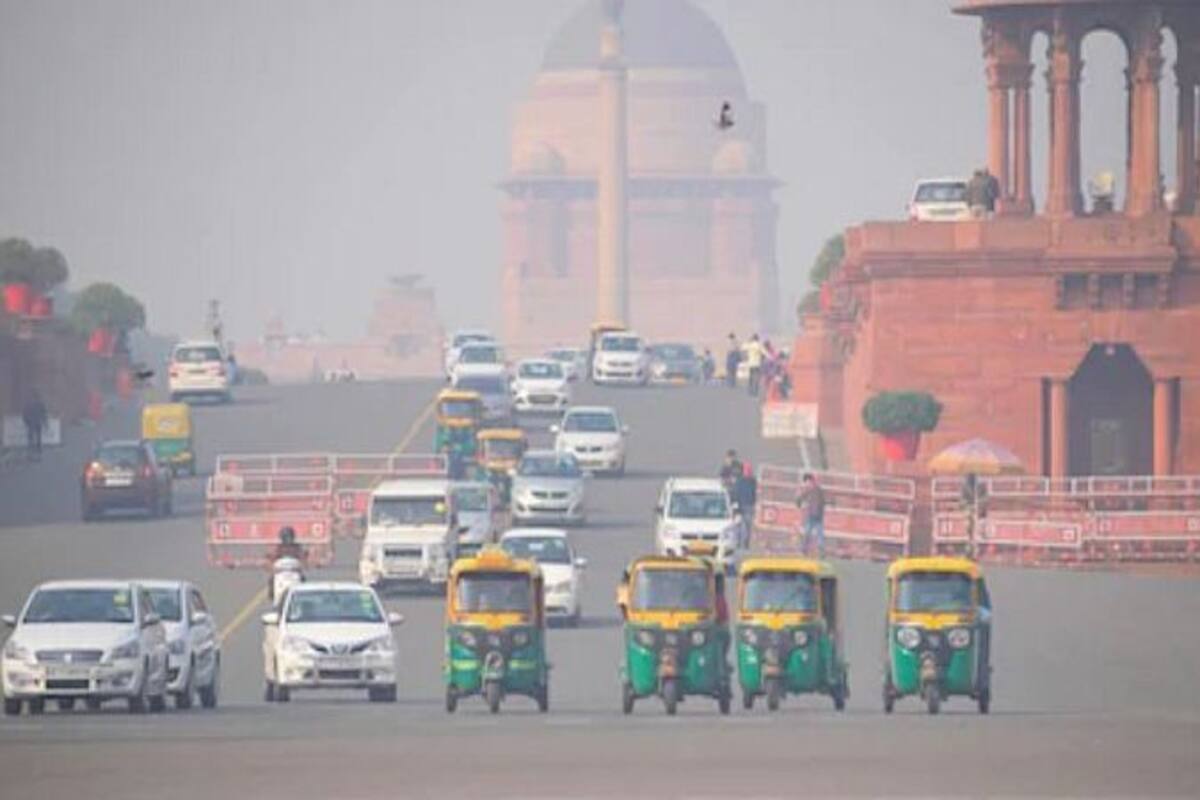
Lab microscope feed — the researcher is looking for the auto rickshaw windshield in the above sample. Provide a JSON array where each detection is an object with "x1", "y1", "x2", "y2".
[
  {"x1": 485, "y1": 439, "x2": 523, "y2": 459},
  {"x1": 895, "y1": 571, "x2": 974, "y2": 612},
  {"x1": 440, "y1": 400, "x2": 478, "y2": 418},
  {"x1": 371, "y1": 496, "x2": 448, "y2": 527},
  {"x1": 742, "y1": 571, "x2": 816, "y2": 613},
  {"x1": 451, "y1": 486, "x2": 490, "y2": 512},
  {"x1": 631, "y1": 568, "x2": 711, "y2": 612},
  {"x1": 457, "y1": 572, "x2": 532, "y2": 613}
]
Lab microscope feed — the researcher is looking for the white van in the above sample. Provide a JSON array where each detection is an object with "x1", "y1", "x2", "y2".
[{"x1": 358, "y1": 480, "x2": 459, "y2": 591}]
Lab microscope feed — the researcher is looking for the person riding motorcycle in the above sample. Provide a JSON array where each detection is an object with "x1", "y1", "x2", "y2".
[
  {"x1": 269, "y1": 526, "x2": 307, "y2": 564},
  {"x1": 266, "y1": 526, "x2": 308, "y2": 603}
]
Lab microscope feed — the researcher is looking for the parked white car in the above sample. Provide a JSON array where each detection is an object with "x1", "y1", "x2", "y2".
[
  {"x1": 511, "y1": 359, "x2": 570, "y2": 414},
  {"x1": 654, "y1": 478, "x2": 743, "y2": 570},
  {"x1": 2, "y1": 580, "x2": 170, "y2": 715},
  {"x1": 168, "y1": 340, "x2": 232, "y2": 403},
  {"x1": 553, "y1": 406, "x2": 628, "y2": 476},
  {"x1": 143, "y1": 580, "x2": 220, "y2": 709},
  {"x1": 261, "y1": 582, "x2": 403, "y2": 703},
  {"x1": 451, "y1": 342, "x2": 506, "y2": 382},
  {"x1": 592, "y1": 331, "x2": 650, "y2": 385},
  {"x1": 546, "y1": 347, "x2": 588, "y2": 382},
  {"x1": 450, "y1": 481, "x2": 502, "y2": 558},
  {"x1": 500, "y1": 529, "x2": 587, "y2": 626},
  {"x1": 444, "y1": 329, "x2": 495, "y2": 377},
  {"x1": 510, "y1": 450, "x2": 587, "y2": 526},
  {"x1": 908, "y1": 177, "x2": 971, "y2": 222}
]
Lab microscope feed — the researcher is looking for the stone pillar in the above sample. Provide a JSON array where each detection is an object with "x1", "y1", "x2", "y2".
[
  {"x1": 1049, "y1": 378, "x2": 1069, "y2": 478},
  {"x1": 1012, "y1": 65, "x2": 1035, "y2": 214},
  {"x1": 1177, "y1": 58, "x2": 1198, "y2": 214},
  {"x1": 1153, "y1": 379, "x2": 1173, "y2": 476},
  {"x1": 1046, "y1": 21, "x2": 1082, "y2": 217},
  {"x1": 986, "y1": 65, "x2": 1011, "y2": 205},
  {"x1": 595, "y1": 0, "x2": 629, "y2": 326},
  {"x1": 1127, "y1": 11, "x2": 1164, "y2": 216}
]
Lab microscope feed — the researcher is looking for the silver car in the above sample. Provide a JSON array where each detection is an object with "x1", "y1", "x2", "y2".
[
  {"x1": 510, "y1": 450, "x2": 587, "y2": 526},
  {"x1": 142, "y1": 580, "x2": 221, "y2": 709}
]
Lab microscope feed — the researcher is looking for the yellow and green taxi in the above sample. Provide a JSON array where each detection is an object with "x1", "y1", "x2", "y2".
[
  {"x1": 434, "y1": 389, "x2": 482, "y2": 462},
  {"x1": 141, "y1": 403, "x2": 195, "y2": 476},
  {"x1": 476, "y1": 428, "x2": 527, "y2": 505},
  {"x1": 736, "y1": 558, "x2": 848, "y2": 711},
  {"x1": 883, "y1": 556, "x2": 993, "y2": 714},
  {"x1": 444, "y1": 547, "x2": 548, "y2": 714},
  {"x1": 617, "y1": 555, "x2": 732, "y2": 715}
]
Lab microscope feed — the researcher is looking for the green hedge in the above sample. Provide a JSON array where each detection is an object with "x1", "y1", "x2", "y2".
[{"x1": 861, "y1": 391, "x2": 942, "y2": 434}]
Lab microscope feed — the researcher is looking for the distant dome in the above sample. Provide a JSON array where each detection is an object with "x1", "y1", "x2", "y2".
[
  {"x1": 515, "y1": 142, "x2": 566, "y2": 175},
  {"x1": 542, "y1": 0, "x2": 742, "y2": 73},
  {"x1": 712, "y1": 139, "x2": 761, "y2": 174}
]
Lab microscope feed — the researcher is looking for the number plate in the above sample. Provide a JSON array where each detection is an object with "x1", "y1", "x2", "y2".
[
  {"x1": 320, "y1": 657, "x2": 359, "y2": 670},
  {"x1": 105, "y1": 472, "x2": 134, "y2": 487},
  {"x1": 49, "y1": 666, "x2": 91, "y2": 680}
]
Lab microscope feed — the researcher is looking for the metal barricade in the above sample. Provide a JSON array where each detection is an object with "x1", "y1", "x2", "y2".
[{"x1": 205, "y1": 474, "x2": 335, "y2": 568}]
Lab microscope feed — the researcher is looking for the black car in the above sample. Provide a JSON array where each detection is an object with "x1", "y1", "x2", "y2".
[
  {"x1": 81, "y1": 440, "x2": 173, "y2": 521},
  {"x1": 648, "y1": 343, "x2": 701, "y2": 384}
]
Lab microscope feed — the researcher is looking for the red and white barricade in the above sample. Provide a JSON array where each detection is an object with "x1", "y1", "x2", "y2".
[
  {"x1": 205, "y1": 473, "x2": 335, "y2": 568},
  {"x1": 215, "y1": 453, "x2": 333, "y2": 476},
  {"x1": 754, "y1": 467, "x2": 914, "y2": 561}
]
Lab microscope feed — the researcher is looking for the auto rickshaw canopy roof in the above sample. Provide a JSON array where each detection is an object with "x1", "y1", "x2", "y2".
[
  {"x1": 625, "y1": 554, "x2": 712, "y2": 575},
  {"x1": 886, "y1": 556, "x2": 983, "y2": 581},
  {"x1": 477, "y1": 428, "x2": 527, "y2": 442},
  {"x1": 437, "y1": 389, "x2": 483, "y2": 405},
  {"x1": 738, "y1": 557, "x2": 836, "y2": 579},
  {"x1": 450, "y1": 545, "x2": 539, "y2": 580},
  {"x1": 590, "y1": 321, "x2": 627, "y2": 335},
  {"x1": 141, "y1": 403, "x2": 192, "y2": 438}
]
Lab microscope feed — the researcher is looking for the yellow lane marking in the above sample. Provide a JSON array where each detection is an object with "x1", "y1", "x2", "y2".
[{"x1": 217, "y1": 393, "x2": 439, "y2": 645}]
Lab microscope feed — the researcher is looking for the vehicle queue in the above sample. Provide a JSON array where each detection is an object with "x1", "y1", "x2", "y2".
[{"x1": 1, "y1": 327, "x2": 994, "y2": 718}]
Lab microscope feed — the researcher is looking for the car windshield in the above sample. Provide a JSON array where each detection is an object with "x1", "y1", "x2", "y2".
[
  {"x1": 895, "y1": 572, "x2": 974, "y2": 612},
  {"x1": 174, "y1": 346, "x2": 222, "y2": 363},
  {"x1": 548, "y1": 350, "x2": 578, "y2": 362},
  {"x1": 456, "y1": 572, "x2": 532, "y2": 613},
  {"x1": 94, "y1": 444, "x2": 142, "y2": 468},
  {"x1": 601, "y1": 336, "x2": 641, "y2": 352},
  {"x1": 631, "y1": 569, "x2": 711, "y2": 611},
  {"x1": 147, "y1": 588, "x2": 183, "y2": 622},
  {"x1": 460, "y1": 346, "x2": 499, "y2": 364},
  {"x1": 519, "y1": 362, "x2": 563, "y2": 379},
  {"x1": 484, "y1": 439, "x2": 523, "y2": 459},
  {"x1": 502, "y1": 536, "x2": 571, "y2": 565},
  {"x1": 371, "y1": 496, "x2": 447, "y2": 527},
  {"x1": 440, "y1": 399, "x2": 477, "y2": 418},
  {"x1": 668, "y1": 490, "x2": 730, "y2": 519},
  {"x1": 456, "y1": 376, "x2": 506, "y2": 394},
  {"x1": 452, "y1": 486, "x2": 490, "y2": 512},
  {"x1": 23, "y1": 588, "x2": 136, "y2": 624},
  {"x1": 742, "y1": 572, "x2": 817, "y2": 612},
  {"x1": 518, "y1": 454, "x2": 581, "y2": 478},
  {"x1": 652, "y1": 344, "x2": 694, "y2": 361},
  {"x1": 454, "y1": 334, "x2": 490, "y2": 347},
  {"x1": 562, "y1": 412, "x2": 618, "y2": 433},
  {"x1": 914, "y1": 182, "x2": 967, "y2": 203},
  {"x1": 286, "y1": 590, "x2": 383, "y2": 623}
]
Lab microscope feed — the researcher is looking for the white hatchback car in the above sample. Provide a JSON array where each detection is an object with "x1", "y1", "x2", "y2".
[
  {"x1": 654, "y1": 478, "x2": 743, "y2": 570},
  {"x1": 592, "y1": 331, "x2": 650, "y2": 385},
  {"x1": 553, "y1": 406, "x2": 628, "y2": 476},
  {"x1": 2, "y1": 580, "x2": 170, "y2": 715},
  {"x1": 500, "y1": 529, "x2": 588, "y2": 626},
  {"x1": 262, "y1": 582, "x2": 403, "y2": 703},
  {"x1": 512, "y1": 358, "x2": 570, "y2": 414},
  {"x1": 451, "y1": 342, "x2": 506, "y2": 382},
  {"x1": 143, "y1": 580, "x2": 220, "y2": 709},
  {"x1": 168, "y1": 340, "x2": 232, "y2": 403},
  {"x1": 444, "y1": 329, "x2": 495, "y2": 377},
  {"x1": 908, "y1": 177, "x2": 971, "y2": 222}
]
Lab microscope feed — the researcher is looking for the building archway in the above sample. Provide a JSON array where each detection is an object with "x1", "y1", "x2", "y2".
[{"x1": 1068, "y1": 344, "x2": 1153, "y2": 475}]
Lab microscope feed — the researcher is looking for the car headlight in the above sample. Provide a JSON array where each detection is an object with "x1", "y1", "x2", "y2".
[
  {"x1": 511, "y1": 631, "x2": 530, "y2": 648},
  {"x1": 457, "y1": 630, "x2": 478, "y2": 648},
  {"x1": 793, "y1": 629, "x2": 809, "y2": 647},
  {"x1": 948, "y1": 628, "x2": 971, "y2": 649},
  {"x1": 280, "y1": 636, "x2": 313, "y2": 654},
  {"x1": 635, "y1": 629, "x2": 657, "y2": 648},
  {"x1": 109, "y1": 639, "x2": 140, "y2": 661},
  {"x1": 367, "y1": 636, "x2": 394, "y2": 654},
  {"x1": 3, "y1": 639, "x2": 30, "y2": 662},
  {"x1": 168, "y1": 638, "x2": 187, "y2": 656},
  {"x1": 895, "y1": 627, "x2": 921, "y2": 649},
  {"x1": 690, "y1": 630, "x2": 706, "y2": 646}
]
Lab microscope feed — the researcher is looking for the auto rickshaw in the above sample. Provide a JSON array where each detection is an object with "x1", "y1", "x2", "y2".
[
  {"x1": 735, "y1": 558, "x2": 848, "y2": 711},
  {"x1": 141, "y1": 403, "x2": 195, "y2": 476},
  {"x1": 616, "y1": 555, "x2": 732, "y2": 715},
  {"x1": 883, "y1": 556, "x2": 992, "y2": 715},
  {"x1": 444, "y1": 547, "x2": 549, "y2": 714},
  {"x1": 476, "y1": 428, "x2": 527, "y2": 506},
  {"x1": 587, "y1": 321, "x2": 627, "y2": 381},
  {"x1": 434, "y1": 389, "x2": 482, "y2": 466}
]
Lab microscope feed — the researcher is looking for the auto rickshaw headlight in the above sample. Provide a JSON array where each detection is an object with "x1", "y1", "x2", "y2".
[
  {"x1": 635, "y1": 629, "x2": 657, "y2": 648},
  {"x1": 512, "y1": 630, "x2": 530, "y2": 648},
  {"x1": 895, "y1": 626, "x2": 921, "y2": 649},
  {"x1": 690, "y1": 630, "x2": 706, "y2": 647},
  {"x1": 948, "y1": 628, "x2": 971, "y2": 649},
  {"x1": 793, "y1": 629, "x2": 809, "y2": 647},
  {"x1": 457, "y1": 630, "x2": 478, "y2": 648}
]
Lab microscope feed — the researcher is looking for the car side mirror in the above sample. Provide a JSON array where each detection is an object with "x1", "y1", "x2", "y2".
[
  {"x1": 142, "y1": 613, "x2": 160, "y2": 628},
  {"x1": 387, "y1": 612, "x2": 405, "y2": 626},
  {"x1": 190, "y1": 611, "x2": 209, "y2": 626},
  {"x1": 1, "y1": 614, "x2": 15, "y2": 628},
  {"x1": 261, "y1": 611, "x2": 280, "y2": 626},
  {"x1": 574, "y1": 557, "x2": 588, "y2": 569}
]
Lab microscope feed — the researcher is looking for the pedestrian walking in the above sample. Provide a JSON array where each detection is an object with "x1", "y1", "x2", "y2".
[
  {"x1": 734, "y1": 461, "x2": 758, "y2": 550},
  {"x1": 745, "y1": 334, "x2": 764, "y2": 397},
  {"x1": 724, "y1": 333, "x2": 741, "y2": 389},
  {"x1": 795, "y1": 472, "x2": 826, "y2": 558},
  {"x1": 701, "y1": 349, "x2": 716, "y2": 383},
  {"x1": 21, "y1": 390, "x2": 48, "y2": 460}
]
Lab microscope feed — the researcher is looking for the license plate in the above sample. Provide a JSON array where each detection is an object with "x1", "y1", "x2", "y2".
[
  {"x1": 105, "y1": 473, "x2": 134, "y2": 487},
  {"x1": 49, "y1": 666, "x2": 91, "y2": 680},
  {"x1": 320, "y1": 657, "x2": 359, "y2": 670}
]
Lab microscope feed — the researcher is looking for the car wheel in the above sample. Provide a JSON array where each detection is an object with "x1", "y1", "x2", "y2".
[
  {"x1": 263, "y1": 681, "x2": 275, "y2": 703},
  {"x1": 56, "y1": 698, "x2": 76, "y2": 711},
  {"x1": 148, "y1": 692, "x2": 166, "y2": 713},
  {"x1": 27, "y1": 698, "x2": 44, "y2": 715},
  {"x1": 275, "y1": 685, "x2": 290, "y2": 703},
  {"x1": 368, "y1": 685, "x2": 397, "y2": 703},
  {"x1": 174, "y1": 661, "x2": 194, "y2": 710},
  {"x1": 199, "y1": 660, "x2": 219, "y2": 709},
  {"x1": 82, "y1": 501, "x2": 98, "y2": 522},
  {"x1": 85, "y1": 698, "x2": 102, "y2": 711},
  {"x1": 4, "y1": 698, "x2": 22, "y2": 716}
]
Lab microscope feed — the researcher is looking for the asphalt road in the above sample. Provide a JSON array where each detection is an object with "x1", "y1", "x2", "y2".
[{"x1": 1, "y1": 380, "x2": 1198, "y2": 799}]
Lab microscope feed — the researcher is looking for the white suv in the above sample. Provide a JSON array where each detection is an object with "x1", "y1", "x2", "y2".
[
  {"x1": 2, "y1": 580, "x2": 170, "y2": 715},
  {"x1": 654, "y1": 478, "x2": 743, "y2": 570},
  {"x1": 908, "y1": 178, "x2": 970, "y2": 222},
  {"x1": 169, "y1": 340, "x2": 232, "y2": 402},
  {"x1": 143, "y1": 580, "x2": 220, "y2": 709},
  {"x1": 592, "y1": 332, "x2": 649, "y2": 385}
]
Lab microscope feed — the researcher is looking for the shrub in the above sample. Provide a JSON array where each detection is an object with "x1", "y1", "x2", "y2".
[{"x1": 861, "y1": 391, "x2": 943, "y2": 434}]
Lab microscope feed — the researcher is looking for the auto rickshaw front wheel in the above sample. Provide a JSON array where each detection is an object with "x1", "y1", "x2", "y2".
[
  {"x1": 923, "y1": 684, "x2": 940, "y2": 715},
  {"x1": 661, "y1": 678, "x2": 680, "y2": 716},
  {"x1": 882, "y1": 677, "x2": 896, "y2": 714},
  {"x1": 741, "y1": 691, "x2": 754, "y2": 711},
  {"x1": 485, "y1": 680, "x2": 502, "y2": 714},
  {"x1": 765, "y1": 678, "x2": 782, "y2": 712}
]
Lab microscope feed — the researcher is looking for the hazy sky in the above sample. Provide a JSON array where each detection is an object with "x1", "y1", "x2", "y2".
[{"x1": 0, "y1": 1, "x2": 1172, "y2": 341}]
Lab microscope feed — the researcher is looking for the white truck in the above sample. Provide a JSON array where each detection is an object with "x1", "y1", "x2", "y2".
[{"x1": 358, "y1": 479, "x2": 460, "y2": 592}]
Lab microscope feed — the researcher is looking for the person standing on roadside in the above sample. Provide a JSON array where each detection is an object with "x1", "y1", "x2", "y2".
[
  {"x1": 744, "y1": 334, "x2": 764, "y2": 397},
  {"x1": 724, "y1": 333, "x2": 741, "y2": 389},
  {"x1": 719, "y1": 449, "x2": 742, "y2": 495},
  {"x1": 734, "y1": 461, "x2": 758, "y2": 550},
  {"x1": 796, "y1": 472, "x2": 826, "y2": 558},
  {"x1": 21, "y1": 390, "x2": 48, "y2": 460}
]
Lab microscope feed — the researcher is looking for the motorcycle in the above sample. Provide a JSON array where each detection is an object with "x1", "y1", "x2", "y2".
[{"x1": 270, "y1": 556, "x2": 305, "y2": 605}]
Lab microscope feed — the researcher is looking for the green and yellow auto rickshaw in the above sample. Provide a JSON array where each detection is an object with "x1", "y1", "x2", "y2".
[
  {"x1": 141, "y1": 402, "x2": 195, "y2": 476},
  {"x1": 736, "y1": 557, "x2": 849, "y2": 712},
  {"x1": 476, "y1": 428, "x2": 527, "y2": 507},
  {"x1": 434, "y1": 389, "x2": 482, "y2": 464},
  {"x1": 444, "y1": 547, "x2": 549, "y2": 714},
  {"x1": 883, "y1": 556, "x2": 993, "y2": 715},
  {"x1": 616, "y1": 555, "x2": 732, "y2": 715}
]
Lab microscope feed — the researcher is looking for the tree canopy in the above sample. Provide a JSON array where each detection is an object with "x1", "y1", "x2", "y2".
[
  {"x1": 797, "y1": 233, "x2": 845, "y2": 315},
  {"x1": 0, "y1": 237, "x2": 70, "y2": 292},
  {"x1": 69, "y1": 282, "x2": 146, "y2": 333}
]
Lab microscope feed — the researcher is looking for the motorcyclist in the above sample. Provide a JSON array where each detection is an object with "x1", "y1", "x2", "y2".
[{"x1": 269, "y1": 526, "x2": 307, "y2": 563}]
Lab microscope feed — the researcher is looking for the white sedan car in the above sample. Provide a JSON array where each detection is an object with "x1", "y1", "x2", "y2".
[
  {"x1": 262, "y1": 582, "x2": 403, "y2": 703},
  {"x1": 451, "y1": 342, "x2": 506, "y2": 382},
  {"x1": 143, "y1": 580, "x2": 220, "y2": 709},
  {"x1": 654, "y1": 478, "x2": 743, "y2": 570},
  {"x1": 511, "y1": 358, "x2": 570, "y2": 414},
  {"x1": 553, "y1": 406, "x2": 628, "y2": 476},
  {"x1": 2, "y1": 580, "x2": 170, "y2": 715},
  {"x1": 500, "y1": 529, "x2": 587, "y2": 626}
]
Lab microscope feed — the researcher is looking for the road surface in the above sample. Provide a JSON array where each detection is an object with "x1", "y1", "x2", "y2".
[{"x1": 1, "y1": 380, "x2": 1198, "y2": 798}]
